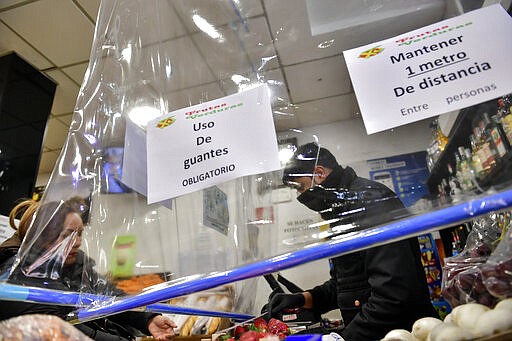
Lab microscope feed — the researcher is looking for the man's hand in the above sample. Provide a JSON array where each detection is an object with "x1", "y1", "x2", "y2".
[
  {"x1": 268, "y1": 293, "x2": 306, "y2": 317},
  {"x1": 148, "y1": 315, "x2": 177, "y2": 340}
]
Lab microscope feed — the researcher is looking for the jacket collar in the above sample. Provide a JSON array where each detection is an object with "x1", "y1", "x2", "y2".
[{"x1": 322, "y1": 165, "x2": 357, "y2": 190}]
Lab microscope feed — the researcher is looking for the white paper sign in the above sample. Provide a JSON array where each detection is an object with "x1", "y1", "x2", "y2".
[
  {"x1": 343, "y1": 4, "x2": 512, "y2": 134},
  {"x1": 146, "y1": 84, "x2": 280, "y2": 203}
]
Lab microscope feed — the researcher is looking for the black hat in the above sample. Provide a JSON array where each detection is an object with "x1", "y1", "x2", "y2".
[{"x1": 282, "y1": 142, "x2": 338, "y2": 184}]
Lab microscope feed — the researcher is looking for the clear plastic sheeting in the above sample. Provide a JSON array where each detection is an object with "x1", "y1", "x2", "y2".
[{"x1": 0, "y1": 0, "x2": 512, "y2": 327}]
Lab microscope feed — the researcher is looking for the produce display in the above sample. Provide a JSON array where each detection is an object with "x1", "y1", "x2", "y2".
[
  {"x1": 381, "y1": 299, "x2": 512, "y2": 340},
  {"x1": 114, "y1": 273, "x2": 165, "y2": 294},
  {"x1": 219, "y1": 317, "x2": 291, "y2": 341},
  {"x1": 480, "y1": 224, "x2": 512, "y2": 300},
  {"x1": 441, "y1": 213, "x2": 511, "y2": 307},
  {"x1": 441, "y1": 253, "x2": 498, "y2": 308},
  {"x1": 162, "y1": 286, "x2": 234, "y2": 336},
  {"x1": 381, "y1": 212, "x2": 512, "y2": 340}
]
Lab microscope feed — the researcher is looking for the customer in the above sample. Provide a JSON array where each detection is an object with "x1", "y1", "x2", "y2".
[
  {"x1": 268, "y1": 142, "x2": 437, "y2": 341},
  {"x1": 0, "y1": 198, "x2": 177, "y2": 341},
  {"x1": 0, "y1": 199, "x2": 38, "y2": 268}
]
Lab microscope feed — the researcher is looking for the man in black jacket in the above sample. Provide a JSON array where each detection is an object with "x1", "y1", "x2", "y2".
[{"x1": 268, "y1": 143, "x2": 437, "y2": 340}]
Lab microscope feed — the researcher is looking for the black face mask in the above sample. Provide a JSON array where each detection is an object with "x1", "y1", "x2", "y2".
[{"x1": 297, "y1": 186, "x2": 339, "y2": 212}]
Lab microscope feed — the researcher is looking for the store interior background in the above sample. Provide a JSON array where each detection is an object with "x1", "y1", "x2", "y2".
[{"x1": 1, "y1": 0, "x2": 511, "y2": 317}]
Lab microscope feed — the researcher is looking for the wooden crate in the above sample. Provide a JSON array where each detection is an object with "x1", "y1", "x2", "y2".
[{"x1": 476, "y1": 329, "x2": 512, "y2": 341}]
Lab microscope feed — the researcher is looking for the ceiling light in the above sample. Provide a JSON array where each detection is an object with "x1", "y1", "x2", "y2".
[
  {"x1": 278, "y1": 148, "x2": 295, "y2": 164},
  {"x1": 231, "y1": 74, "x2": 250, "y2": 85},
  {"x1": 128, "y1": 106, "x2": 162, "y2": 128},
  {"x1": 192, "y1": 14, "x2": 223, "y2": 41},
  {"x1": 121, "y1": 45, "x2": 132, "y2": 63}
]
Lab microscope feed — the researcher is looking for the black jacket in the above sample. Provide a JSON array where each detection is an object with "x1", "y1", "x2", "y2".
[
  {"x1": 0, "y1": 247, "x2": 158, "y2": 341},
  {"x1": 307, "y1": 166, "x2": 437, "y2": 340}
]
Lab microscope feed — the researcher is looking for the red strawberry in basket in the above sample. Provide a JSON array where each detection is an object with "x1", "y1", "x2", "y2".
[
  {"x1": 253, "y1": 317, "x2": 268, "y2": 332},
  {"x1": 240, "y1": 330, "x2": 260, "y2": 341},
  {"x1": 268, "y1": 318, "x2": 289, "y2": 335},
  {"x1": 234, "y1": 325, "x2": 249, "y2": 339},
  {"x1": 257, "y1": 331, "x2": 273, "y2": 339}
]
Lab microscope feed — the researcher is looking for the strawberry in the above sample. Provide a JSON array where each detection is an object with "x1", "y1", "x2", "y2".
[
  {"x1": 253, "y1": 317, "x2": 268, "y2": 332},
  {"x1": 267, "y1": 318, "x2": 279, "y2": 329},
  {"x1": 257, "y1": 331, "x2": 271, "y2": 339},
  {"x1": 234, "y1": 325, "x2": 249, "y2": 339},
  {"x1": 240, "y1": 330, "x2": 260, "y2": 341},
  {"x1": 268, "y1": 318, "x2": 289, "y2": 336}
]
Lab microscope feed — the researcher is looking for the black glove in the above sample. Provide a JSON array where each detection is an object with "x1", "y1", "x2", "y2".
[
  {"x1": 268, "y1": 293, "x2": 305, "y2": 317},
  {"x1": 261, "y1": 288, "x2": 283, "y2": 314}
]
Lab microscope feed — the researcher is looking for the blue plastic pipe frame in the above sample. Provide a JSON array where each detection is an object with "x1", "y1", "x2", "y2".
[
  {"x1": 0, "y1": 282, "x2": 253, "y2": 321},
  {"x1": 3, "y1": 189, "x2": 512, "y2": 322},
  {"x1": 71, "y1": 188, "x2": 512, "y2": 322}
]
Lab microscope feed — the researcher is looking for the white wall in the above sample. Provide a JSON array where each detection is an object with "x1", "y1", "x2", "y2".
[{"x1": 282, "y1": 117, "x2": 433, "y2": 176}]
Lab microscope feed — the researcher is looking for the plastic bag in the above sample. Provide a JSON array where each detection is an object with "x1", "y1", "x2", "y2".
[
  {"x1": 441, "y1": 212, "x2": 503, "y2": 307},
  {"x1": 481, "y1": 213, "x2": 512, "y2": 299},
  {"x1": 2, "y1": 0, "x2": 512, "y2": 326},
  {"x1": 0, "y1": 314, "x2": 92, "y2": 341}
]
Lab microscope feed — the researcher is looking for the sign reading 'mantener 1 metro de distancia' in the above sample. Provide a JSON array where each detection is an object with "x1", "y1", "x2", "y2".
[{"x1": 343, "y1": 4, "x2": 512, "y2": 135}]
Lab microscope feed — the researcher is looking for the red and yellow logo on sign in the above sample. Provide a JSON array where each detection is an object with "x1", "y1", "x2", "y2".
[
  {"x1": 156, "y1": 116, "x2": 176, "y2": 129},
  {"x1": 358, "y1": 46, "x2": 384, "y2": 59}
]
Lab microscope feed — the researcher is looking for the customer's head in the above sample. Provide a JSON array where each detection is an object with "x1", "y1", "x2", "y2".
[
  {"x1": 9, "y1": 199, "x2": 39, "y2": 241},
  {"x1": 21, "y1": 200, "x2": 84, "y2": 268},
  {"x1": 282, "y1": 142, "x2": 339, "y2": 193}
]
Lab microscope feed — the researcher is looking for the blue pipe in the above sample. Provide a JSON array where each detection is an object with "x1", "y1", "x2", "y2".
[
  {"x1": 146, "y1": 303, "x2": 253, "y2": 321},
  {"x1": 0, "y1": 283, "x2": 97, "y2": 306},
  {"x1": 74, "y1": 189, "x2": 512, "y2": 322},
  {"x1": 0, "y1": 283, "x2": 253, "y2": 321}
]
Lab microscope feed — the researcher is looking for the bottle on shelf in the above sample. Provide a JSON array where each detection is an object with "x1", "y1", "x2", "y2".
[
  {"x1": 497, "y1": 95, "x2": 512, "y2": 146},
  {"x1": 484, "y1": 111, "x2": 510, "y2": 159},
  {"x1": 455, "y1": 147, "x2": 476, "y2": 192},
  {"x1": 478, "y1": 113, "x2": 498, "y2": 171},
  {"x1": 451, "y1": 230, "x2": 463, "y2": 256},
  {"x1": 469, "y1": 132, "x2": 485, "y2": 179},
  {"x1": 447, "y1": 163, "x2": 462, "y2": 198},
  {"x1": 427, "y1": 119, "x2": 448, "y2": 169},
  {"x1": 437, "y1": 178, "x2": 450, "y2": 204},
  {"x1": 435, "y1": 119, "x2": 449, "y2": 152},
  {"x1": 465, "y1": 148, "x2": 479, "y2": 190}
]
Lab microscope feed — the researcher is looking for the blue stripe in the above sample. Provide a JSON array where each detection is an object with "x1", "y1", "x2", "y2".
[
  {"x1": 146, "y1": 303, "x2": 253, "y2": 321},
  {"x1": 75, "y1": 189, "x2": 512, "y2": 321}
]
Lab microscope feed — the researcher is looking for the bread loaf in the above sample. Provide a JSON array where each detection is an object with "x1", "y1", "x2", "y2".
[{"x1": 180, "y1": 316, "x2": 197, "y2": 336}]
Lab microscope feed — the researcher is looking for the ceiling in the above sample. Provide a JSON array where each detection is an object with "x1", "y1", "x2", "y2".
[{"x1": 0, "y1": 0, "x2": 502, "y2": 181}]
